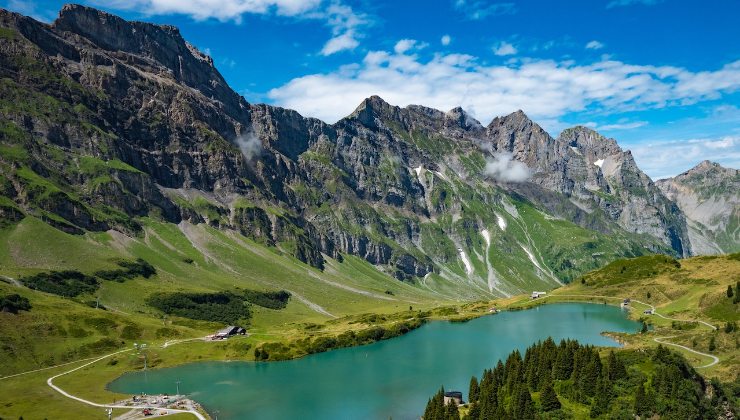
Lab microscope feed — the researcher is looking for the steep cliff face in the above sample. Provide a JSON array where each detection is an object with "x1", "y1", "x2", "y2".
[
  {"x1": 0, "y1": 5, "x2": 702, "y2": 297},
  {"x1": 657, "y1": 161, "x2": 740, "y2": 254},
  {"x1": 484, "y1": 114, "x2": 691, "y2": 256}
]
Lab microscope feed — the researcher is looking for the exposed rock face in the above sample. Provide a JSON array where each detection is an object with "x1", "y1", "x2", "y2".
[
  {"x1": 484, "y1": 115, "x2": 691, "y2": 256},
  {"x1": 0, "y1": 5, "x2": 707, "y2": 293},
  {"x1": 657, "y1": 161, "x2": 740, "y2": 254}
]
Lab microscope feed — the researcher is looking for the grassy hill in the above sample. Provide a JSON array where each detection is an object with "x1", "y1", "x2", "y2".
[{"x1": 513, "y1": 253, "x2": 740, "y2": 382}]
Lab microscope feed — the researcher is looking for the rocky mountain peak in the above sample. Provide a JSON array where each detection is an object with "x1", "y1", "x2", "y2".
[
  {"x1": 557, "y1": 126, "x2": 622, "y2": 164},
  {"x1": 347, "y1": 95, "x2": 402, "y2": 128},
  {"x1": 445, "y1": 106, "x2": 482, "y2": 130},
  {"x1": 51, "y1": 3, "x2": 236, "y2": 106}
]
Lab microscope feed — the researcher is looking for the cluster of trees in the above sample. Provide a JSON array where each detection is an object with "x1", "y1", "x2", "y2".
[
  {"x1": 93, "y1": 258, "x2": 156, "y2": 282},
  {"x1": 147, "y1": 291, "x2": 251, "y2": 324},
  {"x1": 21, "y1": 270, "x2": 99, "y2": 297},
  {"x1": 424, "y1": 339, "x2": 733, "y2": 419},
  {"x1": 20, "y1": 259, "x2": 156, "y2": 297},
  {"x1": 0, "y1": 293, "x2": 31, "y2": 313},
  {"x1": 241, "y1": 289, "x2": 291, "y2": 309},
  {"x1": 252, "y1": 319, "x2": 424, "y2": 361}
]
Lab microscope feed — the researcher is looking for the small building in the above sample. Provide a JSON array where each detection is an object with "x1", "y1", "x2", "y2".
[
  {"x1": 443, "y1": 391, "x2": 464, "y2": 406},
  {"x1": 643, "y1": 309, "x2": 653, "y2": 315},
  {"x1": 531, "y1": 291, "x2": 546, "y2": 299},
  {"x1": 621, "y1": 298, "x2": 631, "y2": 308},
  {"x1": 214, "y1": 325, "x2": 247, "y2": 340}
]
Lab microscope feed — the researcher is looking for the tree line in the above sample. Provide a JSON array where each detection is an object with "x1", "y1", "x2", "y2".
[{"x1": 423, "y1": 338, "x2": 735, "y2": 419}]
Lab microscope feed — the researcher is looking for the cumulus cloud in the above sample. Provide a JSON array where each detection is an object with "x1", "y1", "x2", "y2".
[
  {"x1": 96, "y1": 0, "x2": 323, "y2": 21},
  {"x1": 318, "y1": 3, "x2": 368, "y2": 56},
  {"x1": 394, "y1": 39, "x2": 417, "y2": 54},
  {"x1": 584, "y1": 121, "x2": 647, "y2": 131},
  {"x1": 236, "y1": 132, "x2": 263, "y2": 161},
  {"x1": 91, "y1": 0, "x2": 367, "y2": 56},
  {"x1": 483, "y1": 153, "x2": 531, "y2": 182},
  {"x1": 492, "y1": 41, "x2": 517, "y2": 56},
  {"x1": 607, "y1": 0, "x2": 663, "y2": 8},
  {"x1": 453, "y1": 0, "x2": 516, "y2": 20},
  {"x1": 585, "y1": 40, "x2": 604, "y2": 50},
  {"x1": 631, "y1": 136, "x2": 739, "y2": 179},
  {"x1": 267, "y1": 46, "x2": 740, "y2": 125},
  {"x1": 441, "y1": 35, "x2": 452, "y2": 46}
]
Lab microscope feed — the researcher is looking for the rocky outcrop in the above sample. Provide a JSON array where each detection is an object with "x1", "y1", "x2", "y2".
[{"x1": 657, "y1": 161, "x2": 740, "y2": 254}]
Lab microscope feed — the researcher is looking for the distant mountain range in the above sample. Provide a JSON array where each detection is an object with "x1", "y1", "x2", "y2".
[{"x1": 0, "y1": 5, "x2": 736, "y2": 298}]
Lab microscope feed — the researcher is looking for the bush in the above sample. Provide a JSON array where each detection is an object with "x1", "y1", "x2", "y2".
[
  {"x1": 147, "y1": 291, "x2": 251, "y2": 324},
  {"x1": 21, "y1": 270, "x2": 99, "y2": 297},
  {"x1": 241, "y1": 289, "x2": 291, "y2": 310},
  {"x1": 93, "y1": 258, "x2": 156, "y2": 282},
  {"x1": 0, "y1": 293, "x2": 32, "y2": 313}
]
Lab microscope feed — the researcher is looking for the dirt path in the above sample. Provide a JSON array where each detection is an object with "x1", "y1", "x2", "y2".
[
  {"x1": 540, "y1": 293, "x2": 721, "y2": 368},
  {"x1": 653, "y1": 336, "x2": 720, "y2": 368},
  {"x1": 46, "y1": 348, "x2": 207, "y2": 420}
]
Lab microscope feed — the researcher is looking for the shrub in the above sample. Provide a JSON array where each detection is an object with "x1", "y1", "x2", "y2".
[
  {"x1": 241, "y1": 289, "x2": 291, "y2": 310},
  {"x1": 0, "y1": 293, "x2": 31, "y2": 313},
  {"x1": 94, "y1": 258, "x2": 156, "y2": 282},
  {"x1": 147, "y1": 291, "x2": 251, "y2": 324},
  {"x1": 21, "y1": 270, "x2": 99, "y2": 297}
]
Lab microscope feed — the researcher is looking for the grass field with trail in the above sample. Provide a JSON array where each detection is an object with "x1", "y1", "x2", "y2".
[{"x1": 1, "y1": 213, "x2": 738, "y2": 419}]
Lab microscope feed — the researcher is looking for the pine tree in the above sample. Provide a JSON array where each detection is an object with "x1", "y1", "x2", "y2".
[
  {"x1": 709, "y1": 336, "x2": 716, "y2": 351},
  {"x1": 423, "y1": 388, "x2": 445, "y2": 420},
  {"x1": 641, "y1": 321, "x2": 648, "y2": 333},
  {"x1": 590, "y1": 373, "x2": 612, "y2": 417},
  {"x1": 540, "y1": 381, "x2": 561, "y2": 412},
  {"x1": 606, "y1": 350, "x2": 627, "y2": 381},
  {"x1": 633, "y1": 381, "x2": 652, "y2": 417},
  {"x1": 444, "y1": 399, "x2": 460, "y2": 420},
  {"x1": 728, "y1": 285, "x2": 734, "y2": 298},
  {"x1": 469, "y1": 376, "x2": 480, "y2": 404},
  {"x1": 512, "y1": 384, "x2": 535, "y2": 420}
]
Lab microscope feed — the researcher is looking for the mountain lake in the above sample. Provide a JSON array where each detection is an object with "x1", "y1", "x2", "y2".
[{"x1": 108, "y1": 303, "x2": 640, "y2": 419}]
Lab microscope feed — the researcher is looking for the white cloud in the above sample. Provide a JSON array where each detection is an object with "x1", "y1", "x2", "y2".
[
  {"x1": 394, "y1": 39, "x2": 417, "y2": 54},
  {"x1": 453, "y1": 0, "x2": 516, "y2": 20},
  {"x1": 631, "y1": 136, "x2": 739, "y2": 179},
  {"x1": 267, "y1": 46, "x2": 740, "y2": 127},
  {"x1": 484, "y1": 153, "x2": 531, "y2": 182},
  {"x1": 441, "y1": 35, "x2": 452, "y2": 46},
  {"x1": 96, "y1": 0, "x2": 323, "y2": 21},
  {"x1": 592, "y1": 121, "x2": 647, "y2": 131},
  {"x1": 607, "y1": 0, "x2": 662, "y2": 8},
  {"x1": 493, "y1": 41, "x2": 517, "y2": 56},
  {"x1": 585, "y1": 40, "x2": 604, "y2": 50},
  {"x1": 318, "y1": 3, "x2": 368, "y2": 56},
  {"x1": 91, "y1": 0, "x2": 367, "y2": 56}
]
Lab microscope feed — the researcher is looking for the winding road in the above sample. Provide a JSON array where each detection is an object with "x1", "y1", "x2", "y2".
[
  {"x1": 45, "y1": 348, "x2": 208, "y2": 420},
  {"x1": 540, "y1": 293, "x2": 720, "y2": 368}
]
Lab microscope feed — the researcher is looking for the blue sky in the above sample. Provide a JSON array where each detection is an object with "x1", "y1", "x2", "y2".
[{"x1": 3, "y1": 0, "x2": 739, "y2": 178}]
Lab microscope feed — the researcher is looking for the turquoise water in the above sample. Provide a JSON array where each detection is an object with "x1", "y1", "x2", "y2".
[{"x1": 108, "y1": 303, "x2": 639, "y2": 419}]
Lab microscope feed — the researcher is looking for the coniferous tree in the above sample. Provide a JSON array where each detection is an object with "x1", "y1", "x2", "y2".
[
  {"x1": 469, "y1": 376, "x2": 479, "y2": 404},
  {"x1": 512, "y1": 384, "x2": 535, "y2": 420},
  {"x1": 423, "y1": 388, "x2": 445, "y2": 420},
  {"x1": 641, "y1": 321, "x2": 648, "y2": 333},
  {"x1": 590, "y1": 373, "x2": 612, "y2": 418},
  {"x1": 540, "y1": 381, "x2": 561, "y2": 412},
  {"x1": 728, "y1": 285, "x2": 734, "y2": 298},
  {"x1": 579, "y1": 351, "x2": 602, "y2": 397},
  {"x1": 633, "y1": 381, "x2": 653, "y2": 417},
  {"x1": 606, "y1": 350, "x2": 627, "y2": 381},
  {"x1": 554, "y1": 340, "x2": 574, "y2": 379},
  {"x1": 444, "y1": 399, "x2": 460, "y2": 420}
]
